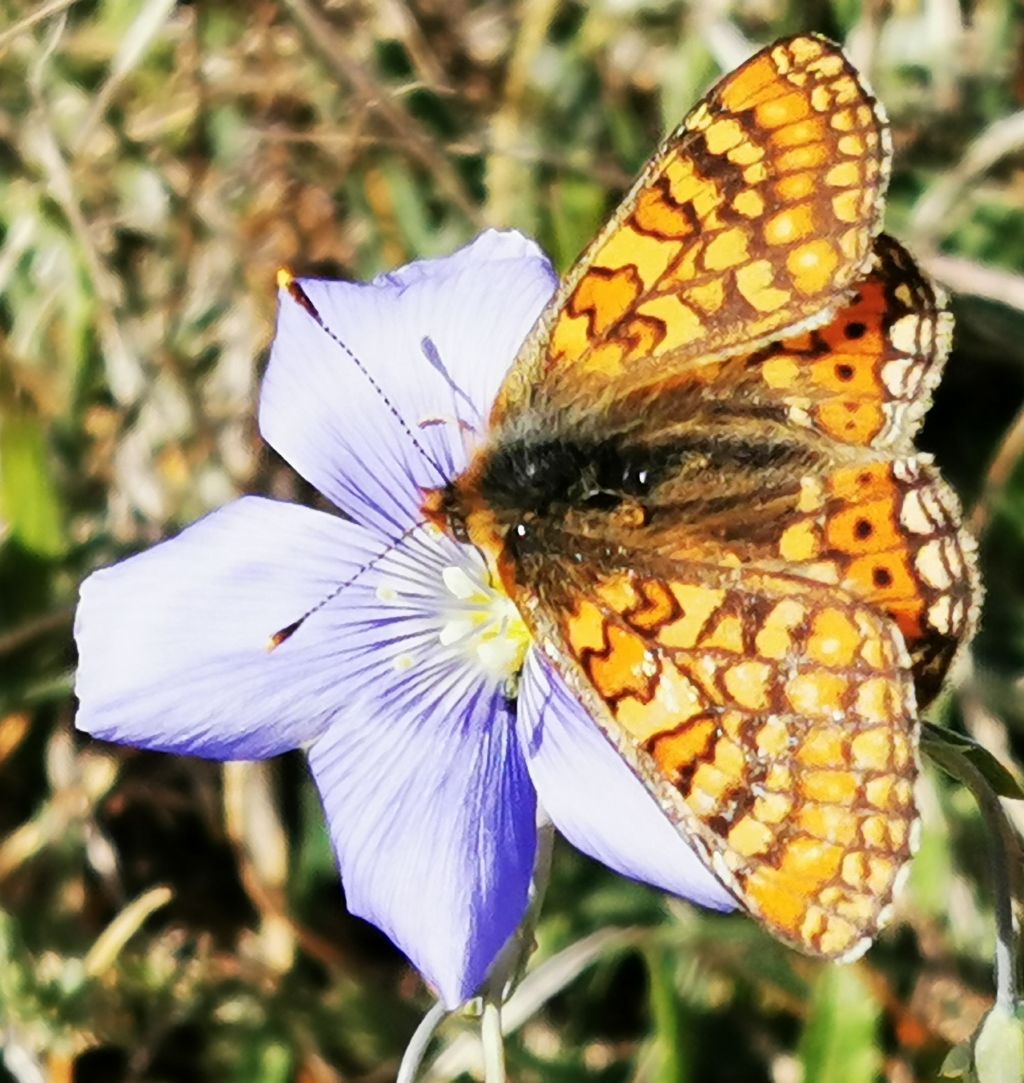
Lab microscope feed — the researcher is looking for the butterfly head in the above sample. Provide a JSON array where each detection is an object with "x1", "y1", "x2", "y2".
[
  {"x1": 422, "y1": 483, "x2": 471, "y2": 543},
  {"x1": 421, "y1": 463, "x2": 510, "y2": 558}
]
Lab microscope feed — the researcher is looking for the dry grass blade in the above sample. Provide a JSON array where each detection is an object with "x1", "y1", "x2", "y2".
[
  {"x1": 282, "y1": 0, "x2": 483, "y2": 226},
  {"x1": 83, "y1": 885, "x2": 174, "y2": 978},
  {"x1": 70, "y1": 0, "x2": 178, "y2": 155},
  {"x1": 968, "y1": 400, "x2": 1024, "y2": 536},
  {"x1": 484, "y1": 0, "x2": 559, "y2": 230},
  {"x1": 924, "y1": 254, "x2": 1024, "y2": 313},
  {"x1": 910, "y1": 110, "x2": 1024, "y2": 246},
  {"x1": 0, "y1": 0, "x2": 81, "y2": 53}
]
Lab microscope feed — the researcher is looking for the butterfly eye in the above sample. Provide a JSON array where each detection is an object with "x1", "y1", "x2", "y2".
[
  {"x1": 620, "y1": 463, "x2": 653, "y2": 496},
  {"x1": 451, "y1": 516, "x2": 471, "y2": 544}
]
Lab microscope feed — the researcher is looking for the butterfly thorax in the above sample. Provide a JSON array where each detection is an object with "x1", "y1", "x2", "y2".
[
  {"x1": 425, "y1": 429, "x2": 662, "y2": 558},
  {"x1": 423, "y1": 401, "x2": 833, "y2": 590}
]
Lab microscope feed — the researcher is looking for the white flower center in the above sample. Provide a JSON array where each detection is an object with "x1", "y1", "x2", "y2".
[
  {"x1": 371, "y1": 527, "x2": 532, "y2": 691},
  {"x1": 437, "y1": 562, "x2": 531, "y2": 685}
]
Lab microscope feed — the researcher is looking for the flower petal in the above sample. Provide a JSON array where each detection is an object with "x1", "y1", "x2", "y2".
[
  {"x1": 260, "y1": 230, "x2": 556, "y2": 537},
  {"x1": 308, "y1": 674, "x2": 537, "y2": 1007},
  {"x1": 75, "y1": 497, "x2": 390, "y2": 759},
  {"x1": 517, "y1": 651, "x2": 736, "y2": 911}
]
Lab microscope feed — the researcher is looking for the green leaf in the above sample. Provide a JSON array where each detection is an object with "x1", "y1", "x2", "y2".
[
  {"x1": 797, "y1": 966, "x2": 881, "y2": 1083},
  {"x1": 921, "y1": 723, "x2": 1024, "y2": 800},
  {"x1": 228, "y1": 1038, "x2": 293, "y2": 1083},
  {"x1": 0, "y1": 413, "x2": 66, "y2": 558},
  {"x1": 943, "y1": 1040, "x2": 975, "y2": 1078}
]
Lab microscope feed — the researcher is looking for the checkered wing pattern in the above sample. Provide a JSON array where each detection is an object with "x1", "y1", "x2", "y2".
[
  {"x1": 533, "y1": 561, "x2": 918, "y2": 959},
  {"x1": 493, "y1": 34, "x2": 891, "y2": 422}
]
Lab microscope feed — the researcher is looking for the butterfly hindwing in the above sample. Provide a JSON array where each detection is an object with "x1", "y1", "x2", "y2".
[
  {"x1": 724, "y1": 234, "x2": 954, "y2": 451},
  {"x1": 772, "y1": 455, "x2": 980, "y2": 706}
]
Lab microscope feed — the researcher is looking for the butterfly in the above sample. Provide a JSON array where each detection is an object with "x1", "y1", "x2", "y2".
[{"x1": 423, "y1": 33, "x2": 980, "y2": 960}]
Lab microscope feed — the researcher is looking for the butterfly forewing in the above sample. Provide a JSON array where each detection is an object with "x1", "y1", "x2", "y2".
[
  {"x1": 492, "y1": 34, "x2": 891, "y2": 424},
  {"x1": 523, "y1": 560, "x2": 919, "y2": 959}
]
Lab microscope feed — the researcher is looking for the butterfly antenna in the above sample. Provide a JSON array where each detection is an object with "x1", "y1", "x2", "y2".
[
  {"x1": 266, "y1": 518, "x2": 428, "y2": 651},
  {"x1": 277, "y1": 270, "x2": 450, "y2": 484}
]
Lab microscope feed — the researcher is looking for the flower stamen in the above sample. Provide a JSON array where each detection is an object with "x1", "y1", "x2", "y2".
[{"x1": 438, "y1": 562, "x2": 530, "y2": 684}]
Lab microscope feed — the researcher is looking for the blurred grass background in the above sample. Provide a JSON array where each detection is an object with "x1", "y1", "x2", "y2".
[{"x1": 1, "y1": 1, "x2": 1024, "y2": 1080}]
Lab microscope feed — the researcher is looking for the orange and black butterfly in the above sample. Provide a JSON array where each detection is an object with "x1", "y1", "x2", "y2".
[{"x1": 423, "y1": 34, "x2": 980, "y2": 959}]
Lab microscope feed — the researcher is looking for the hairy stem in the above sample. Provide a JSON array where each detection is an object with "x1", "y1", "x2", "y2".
[
  {"x1": 480, "y1": 997, "x2": 506, "y2": 1083},
  {"x1": 396, "y1": 1000, "x2": 447, "y2": 1083}
]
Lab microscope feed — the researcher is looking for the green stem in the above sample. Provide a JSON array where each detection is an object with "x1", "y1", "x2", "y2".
[
  {"x1": 396, "y1": 1000, "x2": 446, "y2": 1083},
  {"x1": 480, "y1": 997, "x2": 507, "y2": 1083},
  {"x1": 923, "y1": 730, "x2": 1021, "y2": 1011}
]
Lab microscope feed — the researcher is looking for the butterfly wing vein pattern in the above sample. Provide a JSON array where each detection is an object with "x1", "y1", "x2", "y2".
[{"x1": 425, "y1": 33, "x2": 981, "y2": 960}]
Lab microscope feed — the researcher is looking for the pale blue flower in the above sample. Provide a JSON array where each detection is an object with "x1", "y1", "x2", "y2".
[{"x1": 74, "y1": 230, "x2": 733, "y2": 1008}]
